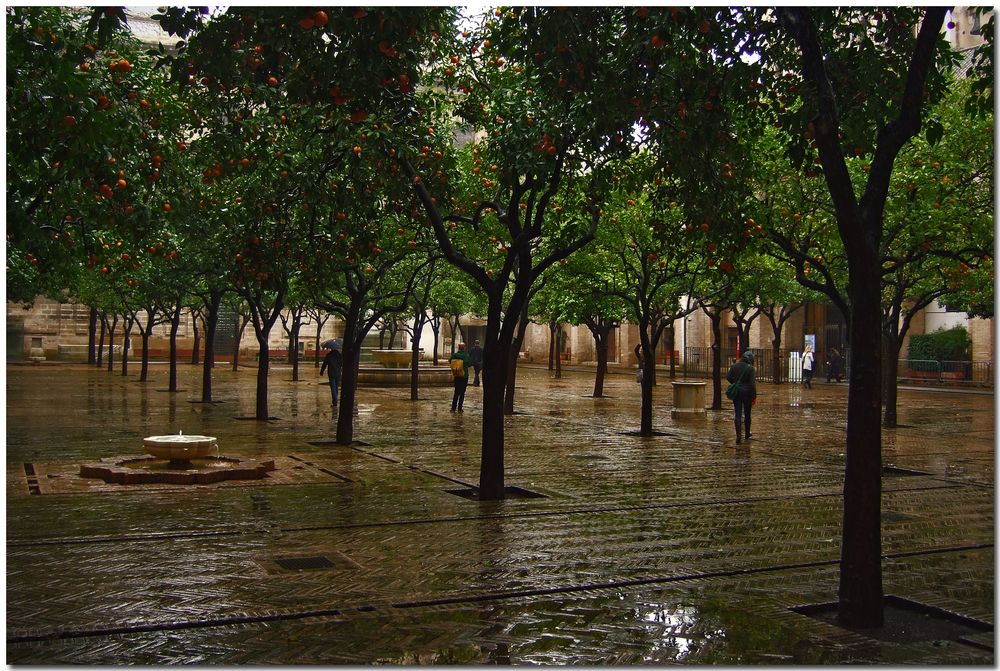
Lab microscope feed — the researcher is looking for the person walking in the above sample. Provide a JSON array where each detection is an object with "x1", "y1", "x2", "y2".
[
  {"x1": 801, "y1": 345, "x2": 815, "y2": 389},
  {"x1": 449, "y1": 342, "x2": 473, "y2": 412},
  {"x1": 726, "y1": 350, "x2": 757, "y2": 444},
  {"x1": 827, "y1": 348, "x2": 844, "y2": 382},
  {"x1": 320, "y1": 346, "x2": 343, "y2": 406},
  {"x1": 469, "y1": 339, "x2": 484, "y2": 387}
]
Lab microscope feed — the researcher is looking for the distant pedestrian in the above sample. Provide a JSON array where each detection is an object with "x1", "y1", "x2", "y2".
[
  {"x1": 827, "y1": 348, "x2": 844, "y2": 383},
  {"x1": 634, "y1": 343, "x2": 643, "y2": 383},
  {"x1": 801, "y1": 345, "x2": 815, "y2": 389},
  {"x1": 470, "y1": 339, "x2": 484, "y2": 386},
  {"x1": 320, "y1": 347, "x2": 343, "y2": 405},
  {"x1": 726, "y1": 350, "x2": 757, "y2": 444},
  {"x1": 449, "y1": 343, "x2": 473, "y2": 412}
]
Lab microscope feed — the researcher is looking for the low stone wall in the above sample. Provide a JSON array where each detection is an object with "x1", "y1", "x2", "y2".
[{"x1": 356, "y1": 365, "x2": 453, "y2": 387}]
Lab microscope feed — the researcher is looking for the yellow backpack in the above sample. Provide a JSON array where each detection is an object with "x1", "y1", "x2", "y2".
[{"x1": 450, "y1": 357, "x2": 465, "y2": 378}]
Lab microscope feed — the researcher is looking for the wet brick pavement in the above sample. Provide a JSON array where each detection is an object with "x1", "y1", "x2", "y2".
[{"x1": 5, "y1": 363, "x2": 994, "y2": 664}]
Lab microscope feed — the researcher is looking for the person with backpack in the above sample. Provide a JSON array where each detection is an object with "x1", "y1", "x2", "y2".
[
  {"x1": 450, "y1": 342, "x2": 473, "y2": 412},
  {"x1": 725, "y1": 350, "x2": 757, "y2": 444}
]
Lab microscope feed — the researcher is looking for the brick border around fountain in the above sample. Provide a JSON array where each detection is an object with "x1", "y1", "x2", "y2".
[{"x1": 79, "y1": 456, "x2": 275, "y2": 485}]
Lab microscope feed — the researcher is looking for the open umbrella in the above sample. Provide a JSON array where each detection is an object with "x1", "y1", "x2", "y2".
[{"x1": 321, "y1": 339, "x2": 342, "y2": 351}]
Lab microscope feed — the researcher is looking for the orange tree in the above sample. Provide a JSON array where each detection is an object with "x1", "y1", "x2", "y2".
[
  {"x1": 742, "y1": 7, "x2": 974, "y2": 626},
  {"x1": 549, "y1": 243, "x2": 629, "y2": 399},
  {"x1": 751, "y1": 72, "x2": 993, "y2": 426},
  {"x1": 304, "y1": 170, "x2": 437, "y2": 446},
  {"x1": 7, "y1": 7, "x2": 188, "y2": 300},
  {"x1": 608, "y1": 165, "x2": 719, "y2": 433},
  {"x1": 153, "y1": 7, "x2": 458, "y2": 424},
  {"x1": 407, "y1": 6, "x2": 761, "y2": 496}
]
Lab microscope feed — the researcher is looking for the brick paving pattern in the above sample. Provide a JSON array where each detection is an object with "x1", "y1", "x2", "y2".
[{"x1": 6, "y1": 363, "x2": 994, "y2": 663}]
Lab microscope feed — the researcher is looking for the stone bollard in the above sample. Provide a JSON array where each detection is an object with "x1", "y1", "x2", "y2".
[{"x1": 671, "y1": 380, "x2": 706, "y2": 419}]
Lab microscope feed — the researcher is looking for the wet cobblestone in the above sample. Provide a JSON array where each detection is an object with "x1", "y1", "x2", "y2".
[{"x1": 6, "y1": 363, "x2": 994, "y2": 663}]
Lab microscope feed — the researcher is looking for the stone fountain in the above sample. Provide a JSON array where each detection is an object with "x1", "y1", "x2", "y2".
[{"x1": 79, "y1": 431, "x2": 274, "y2": 485}]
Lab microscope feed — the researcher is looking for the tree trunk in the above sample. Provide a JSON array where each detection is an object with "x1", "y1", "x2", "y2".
[
  {"x1": 289, "y1": 312, "x2": 302, "y2": 382},
  {"x1": 410, "y1": 314, "x2": 425, "y2": 401},
  {"x1": 480, "y1": 317, "x2": 510, "y2": 500},
  {"x1": 121, "y1": 318, "x2": 132, "y2": 377},
  {"x1": 202, "y1": 290, "x2": 222, "y2": 403},
  {"x1": 548, "y1": 320, "x2": 556, "y2": 370},
  {"x1": 838, "y1": 261, "x2": 883, "y2": 626},
  {"x1": 96, "y1": 314, "x2": 106, "y2": 367},
  {"x1": 336, "y1": 342, "x2": 361, "y2": 445},
  {"x1": 191, "y1": 316, "x2": 201, "y2": 366},
  {"x1": 710, "y1": 315, "x2": 723, "y2": 411},
  {"x1": 449, "y1": 316, "x2": 461, "y2": 354},
  {"x1": 504, "y1": 301, "x2": 531, "y2": 416},
  {"x1": 169, "y1": 305, "x2": 180, "y2": 392},
  {"x1": 431, "y1": 320, "x2": 440, "y2": 366},
  {"x1": 254, "y1": 328, "x2": 271, "y2": 420},
  {"x1": 771, "y1": 337, "x2": 782, "y2": 385},
  {"x1": 336, "y1": 310, "x2": 362, "y2": 445},
  {"x1": 232, "y1": 315, "x2": 248, "y2": 372},
  {"x1": 87, "y1": 306, "x2": 98, "y2": 365},
  {"x1": 313, "y1": 313, "x2": 329, "y2": 368},
  {"x1": 639, "y1": 345, "x2": 656, "y2": 436},
  {"x1": 593, "y1": 330, "x2": 608, "y2": 397},
  {"x1": 106, "y1": 315, "x2": 118, "y2": 372},
  {"x1": 882, "y1": 335, "x2": 900, "y2": 427},
  {"x1": 139, "y1": 317, "x2": 152, "y2": 382}
]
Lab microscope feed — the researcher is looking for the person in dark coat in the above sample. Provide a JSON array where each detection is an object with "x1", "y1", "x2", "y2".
[
  {"x1": 827, "y1": 348, "x2": 845, "y2": 382},
  {"x1": 726, "y1": 350, "x2": 757, "y2": 444},
  {"x1": 320, "y1": 347, "x2": 343, "y2": 405},
  {"x1": 469, "y1": 339, "x2": 484, "y2": 386}
]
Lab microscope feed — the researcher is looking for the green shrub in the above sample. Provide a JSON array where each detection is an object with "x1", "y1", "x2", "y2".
[{"x1": 907, "y1": 326, "x2": 971, "y2": 366}]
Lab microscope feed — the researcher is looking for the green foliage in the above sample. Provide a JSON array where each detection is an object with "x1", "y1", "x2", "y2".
[
  {"x1": 6, "y1": 6, "x2": 198, "y2": 314},
  {"x1": 907, "y1": 325, "x2": 972, "y2": 363}
]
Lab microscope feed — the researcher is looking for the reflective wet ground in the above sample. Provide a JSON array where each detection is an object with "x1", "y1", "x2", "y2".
[{"x1": 6, "y1": 362, "x2": 994, "y2": 663}]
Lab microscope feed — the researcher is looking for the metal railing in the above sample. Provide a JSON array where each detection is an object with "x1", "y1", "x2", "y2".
[
  {"x1": 678, "y1": 349, "x2": 990, "y2": 388},
  {"x1": 898, "y1": 359, "x2": 993, "y2": 387}
]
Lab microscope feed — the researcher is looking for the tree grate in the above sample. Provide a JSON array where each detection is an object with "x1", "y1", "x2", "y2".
[
  {"x1": 273, "y1": 555, "x2": 336, "y2": 571},
  {"x1": 792, "y1": 595, "x2": 993, "y2": 645},
  {"x1": 446, "y1": 485, "x2": 547, "y2": 501}
]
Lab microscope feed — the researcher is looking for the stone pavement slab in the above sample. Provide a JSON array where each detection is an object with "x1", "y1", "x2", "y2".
[{"x1": 5, "y1": 364, "x2": 994, "y2": 663}]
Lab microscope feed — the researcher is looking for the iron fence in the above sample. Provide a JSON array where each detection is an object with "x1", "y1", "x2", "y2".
[
  {"x1": 678, "y1": 348, "x2": 990, "y2": 388},
  {"x1": 898, "y1": 359, "x2": 993, "y2": 387}
]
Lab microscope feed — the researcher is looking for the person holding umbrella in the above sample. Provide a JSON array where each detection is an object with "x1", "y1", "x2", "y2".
[
  {"x1": 320, "y1": 340, "x2": 343, "y2": 406},
  {"x1": 469, "y1": 339, "x2": 484, "y2": 386}
]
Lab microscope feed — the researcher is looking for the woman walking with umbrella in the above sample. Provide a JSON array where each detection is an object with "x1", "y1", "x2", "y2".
[{"x1": 320, "y1": 340, "x2": 343, "y2": 406}]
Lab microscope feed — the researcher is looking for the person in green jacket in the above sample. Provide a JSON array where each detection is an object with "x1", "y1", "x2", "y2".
[
  {"x1": 449, "y1": 343, "x2": 473, "y2": 412},
  {"x1": 726, "y1": 350, "x2": 758, "y2": 444}
]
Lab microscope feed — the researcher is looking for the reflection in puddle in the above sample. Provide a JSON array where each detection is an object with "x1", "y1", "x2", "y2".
[{"x1": 640, "y1": 603, "x2": 710, "y2": 660}]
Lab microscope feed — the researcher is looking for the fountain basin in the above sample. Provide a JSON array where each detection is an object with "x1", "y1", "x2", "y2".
[
  {"x1": 371, "y1": 349, "x2": 421, "y2": 368},
  {"x1": 143, "y1": 434, "x2": 217, "y2": 462},
  {"x1": 80, "y1": 455, "x2": 275, "y2": 485}
]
